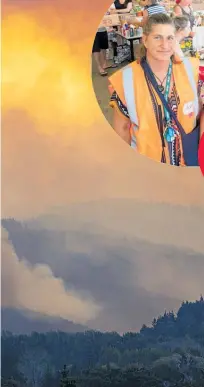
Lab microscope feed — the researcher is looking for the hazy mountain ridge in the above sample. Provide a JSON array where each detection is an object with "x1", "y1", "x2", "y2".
[
  {"x1": 2, "y1": 198, "x2": 204, "y2": 253},
  {"x1": 2, "y1": 201, "x2": 204, "y2": 332},
  {"x1": 1, "y1": 308, "x2": 88, "y2": 334}
]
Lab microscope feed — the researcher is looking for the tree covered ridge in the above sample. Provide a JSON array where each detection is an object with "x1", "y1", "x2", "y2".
[{"x1": 2, "y1": 297, "x2": 204, "y2": 387}]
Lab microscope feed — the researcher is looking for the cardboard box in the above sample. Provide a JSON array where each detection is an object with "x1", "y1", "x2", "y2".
[{"x1": 99, "y1": 14, "x2": 121, "y2": 28}]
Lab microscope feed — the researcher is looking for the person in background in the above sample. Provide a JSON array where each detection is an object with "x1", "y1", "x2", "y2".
[
  {"x1": 173, "y1": 0, "x2": 195, "y2": 28},
  {"x1": 141, "y1": 0, "x2": 167, "y2": 18},
  {"x1": 92, "y1": 27, "x2": 116, "y2": 76},
  {"x1": 173, "y1": 0, "x2": 196, "y2": 56},
  {"x1": 108, "y1": 13, "x2": 203, "y2": 167},
  {"x1": 173, "y1": 15, "x2": 191, "y2": 59},
  {"x1": 109, "y1": 0, "x2": 133, "y2": 13},
  {"x1": 130, "y1": 0, "x2": 167, "y2": 28},
  {"x1": 173, "y1": 0, "x2": 195, "y2": 38},
  {"x1": 108, "y1": 1, "x2": 132, "y2": 65}
]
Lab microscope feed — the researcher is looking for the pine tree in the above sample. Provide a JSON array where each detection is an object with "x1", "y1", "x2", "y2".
[{"x1": 60, "y1": 365, "x2": 77, "y2": 387}]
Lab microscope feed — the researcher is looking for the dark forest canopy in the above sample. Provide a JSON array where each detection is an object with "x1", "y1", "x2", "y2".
[{"x1": 2, "y1": 297, "x2": 204, "y2": 387}]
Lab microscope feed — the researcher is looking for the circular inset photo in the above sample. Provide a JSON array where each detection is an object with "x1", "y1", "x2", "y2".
[{"x1": 92, "y1": 0, "x2": 204, "y2": 167}]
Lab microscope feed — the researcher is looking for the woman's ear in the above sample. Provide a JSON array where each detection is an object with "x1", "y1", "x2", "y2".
[{"x1": 142, "y1": 35, "x2": 147, "y2": 48}]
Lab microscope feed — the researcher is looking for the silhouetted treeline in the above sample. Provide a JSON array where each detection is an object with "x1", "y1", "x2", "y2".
[{"x1": 2, "y1": 297, "x2": 204, "y2": 387}]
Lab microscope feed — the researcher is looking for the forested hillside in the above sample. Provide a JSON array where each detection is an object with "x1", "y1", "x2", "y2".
[{"x1": 2, "y1": 297, "x2": 204, "y2": 386}]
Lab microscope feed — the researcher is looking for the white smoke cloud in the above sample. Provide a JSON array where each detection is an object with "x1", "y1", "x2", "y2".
[{"x1": 1, "y1": 227, "x2": 101, "y2": 324}]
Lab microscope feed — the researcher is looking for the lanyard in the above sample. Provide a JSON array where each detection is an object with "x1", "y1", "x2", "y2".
[
  {"x1": 163, "y1": 61, "x2": 172, "y2": 124},
  {"x1": 162, "y1": 61, "x2": 179, "y2": 144}
]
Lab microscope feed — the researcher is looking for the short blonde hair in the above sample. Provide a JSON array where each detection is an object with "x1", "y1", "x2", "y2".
[{"x1": 143, "y1": 13, "x2": 175, "y2": 36}]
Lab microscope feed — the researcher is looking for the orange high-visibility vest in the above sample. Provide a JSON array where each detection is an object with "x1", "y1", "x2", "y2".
[{"x1": 109, "y1": 57, "x2": 200, "y2": 164}]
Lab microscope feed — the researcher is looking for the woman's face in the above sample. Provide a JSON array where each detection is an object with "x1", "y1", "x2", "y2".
[{"x1": 143, "y1": 24, "x2": 176, "y2": 61}]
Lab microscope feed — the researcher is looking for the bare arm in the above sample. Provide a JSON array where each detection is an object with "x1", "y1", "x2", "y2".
[
  {"x1": 112, "y1": 108, "x2": 131, "y2": 145},
  {"x1": 173, "y1": 5, "x2": 182, "y2": 16},
  {"x1": 129, "y1": 10, "x2": 148, "y2": 27},
  {"x1": 126, "y1": 2, "x2": 133, "y2": 12},
  {"x1": 139, "y1": 10, "x2": 148, "y2": 27},
  {"x1": 109, "y1": 3, "x2": 115, "y2": 10},
  {"x1": 112, "y1": 9, "x2": 131, "y2": 14},
  {"x1": 117, "y1": 9, "x2": 130, "y2": 13}
]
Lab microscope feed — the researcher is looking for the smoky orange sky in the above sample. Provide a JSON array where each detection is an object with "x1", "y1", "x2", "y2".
[
  {"x1": 1, "y1": 0, "x2": 204, "y2": 330},
  {"x1": 2, "y1": 0, "x2": 204, "y2": 220}
]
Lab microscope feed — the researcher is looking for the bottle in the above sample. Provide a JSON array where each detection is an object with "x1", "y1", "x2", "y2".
[
  {"x1": 122, "y1": 21, "x2": 127, "y2": 36},
  {"x1": 130, "y1": 25, "x2": 134, "y2": 37}
]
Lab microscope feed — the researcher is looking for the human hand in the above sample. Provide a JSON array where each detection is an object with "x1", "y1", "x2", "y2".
[{"x1": 189, "y1": 31, "x2": 195, "y2": 38}]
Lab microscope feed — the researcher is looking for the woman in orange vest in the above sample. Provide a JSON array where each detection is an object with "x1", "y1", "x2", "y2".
[{"x1": 109, "y1": 13, "x2": 204, "y2": 166}]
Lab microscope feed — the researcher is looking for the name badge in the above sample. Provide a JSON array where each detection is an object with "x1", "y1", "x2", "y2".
[{"x1": 183, "y1": 101, "x2": 194, "y2": 116}]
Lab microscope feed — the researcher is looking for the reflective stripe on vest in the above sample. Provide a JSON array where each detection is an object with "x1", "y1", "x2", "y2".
[
  {"x1": 182, "y1": 57, "x2": 199, "y2": 120},
  {"x1": 122, "y1": 60, "x2": 199, "y2": 151},
  {"x1": 181, "y1": 58, "x2": 199, "y2": 166},
  {"x1": 122, "y1": 66, "x2": 138, "y2": 149}
]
